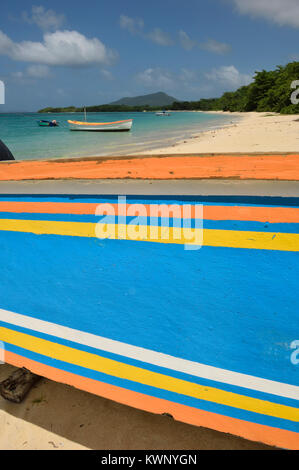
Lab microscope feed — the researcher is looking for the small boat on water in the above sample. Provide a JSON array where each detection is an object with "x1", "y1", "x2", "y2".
[
  {"x1": 38, "y1": 120, "x2": 59, "y2": 127},
  {"x1": 68, "y1": 119, "x2": 133, "y2": 132},
  {"x1": 156, "y1": 111, "x2": 171, "y2": 116}
]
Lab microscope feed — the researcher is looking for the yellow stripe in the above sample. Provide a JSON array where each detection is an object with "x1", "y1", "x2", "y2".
[
  {"x1": 0, "y1": 219, "x2": 95, "y2": 237},
  {"x1": 0, "y1": 219, "x2": 299, "y2": 251},
  {"x1": 1, "y1": 326, "x2": 298, "y2": 421},
  {"x1": 204, "y1": 229, "x2": 299, "y2": 252}
]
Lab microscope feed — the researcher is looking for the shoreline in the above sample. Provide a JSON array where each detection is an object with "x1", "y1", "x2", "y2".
[
  {"x1": 129, "y1": 111, "x2": 299, "y2": 155},
  {"x1": 3, "y1": 111, "x2": 299, "y2": 161},
  {"x1": 2, "y1": 110, "x2": 241, "y2": 161},
  {"x1": 75, "y1": 111, "x2": 241, "y2": 159},
  {"x1": 95, "y1": 111, "x2": 242, "y2": 158}
]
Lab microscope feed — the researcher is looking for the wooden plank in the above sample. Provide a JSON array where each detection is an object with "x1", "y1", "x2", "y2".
[{"x1": 1, "y1": 153, "x2": 299, "y2": 181}]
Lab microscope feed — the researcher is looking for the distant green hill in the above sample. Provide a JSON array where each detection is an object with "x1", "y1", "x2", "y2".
[
  {"x1": 38, "y1": 92, "x2": 178, "y2": 113},
  {"x1": 109, "y1": 92, "x2": 178, "y2": 107}
]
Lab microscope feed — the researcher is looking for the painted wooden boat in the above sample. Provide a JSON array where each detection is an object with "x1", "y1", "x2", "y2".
[
  {"x1": 38, "y1": 120, "x2": 59, "y2": 127},
  {"x1": 68, "y1": 119, "x2": 133, "y2": 131},
  {"x1": 0, "y1": 154, "x2": 298, "y2": 450},
  {"x1": 0, "y1": 139, "x2": 14, "y2": 161}
]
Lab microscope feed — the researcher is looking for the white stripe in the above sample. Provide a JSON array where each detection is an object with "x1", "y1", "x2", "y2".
[{"x1": 0, "y1": 308, "x2": 298, "y2": 401}]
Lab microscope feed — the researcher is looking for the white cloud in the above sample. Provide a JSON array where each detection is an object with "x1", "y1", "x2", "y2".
[
  {"x1": 22, "y1": 5, "x2": 66, "y2": 31},
  {"x1": 119, "y1": 15, "x2": 144, "y2": 34},
  {"x1": 0, "y1": 30, "x2": 117, "y2": 67},
  {"x1": 230, "y1": 0, "x2": 299, "y2": 28},
  {"x1": 178, "y1": 30, "x2": 197, "y2": 50},
  {"x1": 12, "y1": 65, "x2": 51, "y2": 80},
  {"x1": 0, "y1": 31, "x2": 12, "y2": 51},
  {"x1": 206, "y1": 65, "x2": 252, "y2": 88},
  {"x1": 147, "y1": 28, "x2": 174, "y2": 46},
  {"x1": 136, "y1": 68, "x2": 175, "y2": 89},
  {"x1": 178, "y1": 31, "x2": 231, "y2": 54},
  {"x1": 100, "y1": 69, "x2": 114, "y2": 80},
  {"x1": 179, "y1": 68, "x2": 198, "y2": 82},
  {"x1": 119, "y1": 15, "x2": 173, "y2": 46},
  {"x1": 135, "y1": 66, "x2": 254, "y2": 98},
  {"x1": 135, "y1": 67, "x2": 217, "y2": 98},
  {"x1": 12, "y1": 71, "x2": 24, "y2": 79},
  {"x1": 200, "y1": 39, "x2": 231, "y2": 55},
  {"x1": 26, "y1": 64, "x2": 51, "y2": 78}
]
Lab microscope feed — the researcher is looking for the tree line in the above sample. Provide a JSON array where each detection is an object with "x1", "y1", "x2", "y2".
[
  {"x1": 170, "y1": 62, "x2": 299, "y2": 114},
  {"x1": 38, "y1": 104, "x2": 167, "y2": 113},
  {"x1": 39, "y1": 62, "x2": 299, "y2": 114}
]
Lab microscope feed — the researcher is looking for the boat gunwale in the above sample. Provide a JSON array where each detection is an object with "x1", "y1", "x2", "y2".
[{"x1": 67, "y1": 119, "x2": 133, "y2": 126}]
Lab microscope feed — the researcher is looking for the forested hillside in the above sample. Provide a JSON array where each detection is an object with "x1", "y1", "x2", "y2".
[{"x1": 171, "y1": 62, "x2": 299, "y2": 114}]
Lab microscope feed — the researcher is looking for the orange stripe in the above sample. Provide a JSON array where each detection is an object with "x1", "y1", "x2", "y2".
[
  {"x1": 204, "y1": 205, "x2": 299, "y2": 223},
  {"x1": 4, "y1": 350, "x2": 298, "y2": 450},
  {"x1": 68, "y1": 120, "x2": 132, "y2": 126},
  {"x1": 0, "y1": 201, "x2": 299, "y2": 224},
  {"x1": 1, "y1": 154, "x2": 299, "y2": 181},
  {"x1": 0, "y1": 201, "x2": 100, "y2": 215}
]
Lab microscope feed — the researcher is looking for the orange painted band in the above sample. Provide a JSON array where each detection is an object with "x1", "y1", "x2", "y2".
[
  {"x1": 4, "y1": 350, "x2": 298, "y2": 450},
  {"x1": 0, "y1": 201, "x2": 298, "y2": 224},
  {"x1": 68, "y1": 120, "x2": 132, "y2": 126},
  {"x1": 1, "y1": 154, "x2": 299, "y2": 181}
]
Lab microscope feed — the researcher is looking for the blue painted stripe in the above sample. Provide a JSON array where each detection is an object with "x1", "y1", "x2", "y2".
[{"x1": 1, "y1": 194, "x2": 299, "y2": 207}]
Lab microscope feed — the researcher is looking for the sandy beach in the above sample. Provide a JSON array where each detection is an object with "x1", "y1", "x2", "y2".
[{"x1": 139, "y1": 112, "x2": 299, "y2": 155}]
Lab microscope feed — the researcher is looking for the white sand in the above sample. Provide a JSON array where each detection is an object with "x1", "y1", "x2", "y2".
[{"x1": 138, "y1": 112, "x2": 299, "y2": 154}]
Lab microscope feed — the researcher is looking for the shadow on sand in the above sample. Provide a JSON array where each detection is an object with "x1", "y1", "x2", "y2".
[{"x1": 0, "y1": 364, "x2": 275, "y2": 450}]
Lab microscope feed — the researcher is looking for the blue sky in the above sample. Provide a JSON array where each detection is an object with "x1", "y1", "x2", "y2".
[{"x1": 0, "y1": 0, "x2": 299, "y2": 111}]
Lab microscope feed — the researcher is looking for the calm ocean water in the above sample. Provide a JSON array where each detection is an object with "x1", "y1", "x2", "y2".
[{"x1": 0, "y1": 111, "x2": 239, "y2": 160}]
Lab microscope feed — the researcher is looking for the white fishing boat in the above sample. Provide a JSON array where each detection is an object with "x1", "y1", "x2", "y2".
[
  {"x1": 156, "y1": 111, "x2": 171, "y2": 116},
  {"x1": 68, "y1": 119, "x2": 133, "y2": 131}
]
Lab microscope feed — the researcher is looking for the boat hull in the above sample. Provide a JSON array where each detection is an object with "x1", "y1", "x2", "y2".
[
  {"x1": 0, "y1": 155, "x2": 298, "y2": 450},
  {"x1": 38, "y1": 121, "x2": 59, "y2": 127},
  {"x1": 68, "y1": 119, "x2": 133, "y2": 131}
]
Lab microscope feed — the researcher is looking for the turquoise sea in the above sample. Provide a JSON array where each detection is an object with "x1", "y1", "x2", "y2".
[{"x1": 0, "y1": 111, "x2": 239, "y2": 160}]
